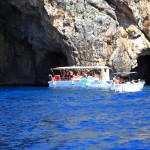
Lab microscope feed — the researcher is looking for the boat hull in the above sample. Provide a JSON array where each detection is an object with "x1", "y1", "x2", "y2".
[
  {"x1": 110, "y1": 82, "x2": 145, "y2": 92},
  {"x1": 48, "y1": 80, "x2": 111, "y2": 89},
  {"x1": 86, "y1": 81, "x2": 110, "y2": 89}
]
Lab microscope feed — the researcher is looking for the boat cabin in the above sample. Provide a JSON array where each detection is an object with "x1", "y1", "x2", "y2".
[
  {"x1": 49, "y1": 66, "x2": 111, "y2": 82},
  {"x1": 48, "y1": 66, "x2": 112, "y2": 88}
]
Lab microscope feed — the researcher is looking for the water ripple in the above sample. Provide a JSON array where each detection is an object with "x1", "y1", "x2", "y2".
[{"x1": 0, "y1": 86, "x2": 150, "y2": 149}]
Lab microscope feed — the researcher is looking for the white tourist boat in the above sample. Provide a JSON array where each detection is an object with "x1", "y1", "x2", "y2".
[
  {"x1": 48, "y1": 66, "x2": 111, "y2": 89},
  {"x1": 110, "y1": 72, "x2": 145, "y2": 92}
]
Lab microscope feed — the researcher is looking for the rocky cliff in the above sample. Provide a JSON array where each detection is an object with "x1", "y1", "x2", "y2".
[{"x1": 0, "y1": 0, "x2": 150, "y2": 85}]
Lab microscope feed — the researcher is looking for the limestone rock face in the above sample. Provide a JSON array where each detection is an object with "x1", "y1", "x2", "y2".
[
  {"x1": 0, "y1": 0, "x2": 150, "y2": 85},
  {"x1": 126, "y1": 0, "x2": 150, "y2": 39}
]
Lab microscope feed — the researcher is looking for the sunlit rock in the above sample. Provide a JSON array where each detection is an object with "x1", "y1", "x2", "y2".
[{"x1": 0, "y1": 0, "x2": 150, "y2": 85}]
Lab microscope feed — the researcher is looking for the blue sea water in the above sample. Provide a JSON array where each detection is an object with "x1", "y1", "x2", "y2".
[{"x1": 0, "y1": 86, "x2": 150, "y2": 150}]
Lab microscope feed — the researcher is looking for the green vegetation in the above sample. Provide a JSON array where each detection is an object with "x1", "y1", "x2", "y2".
[{"x1": 65, "y1": 1, "x2": 106, "y2": 17}]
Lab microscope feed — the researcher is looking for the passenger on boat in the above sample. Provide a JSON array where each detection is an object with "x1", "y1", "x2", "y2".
[
  {"x1": 99, "y1": 70, "x2": 105, "y2": 81},
  {"x1": 94, "y1": 73, "x2": 98, "y2": 78},
  {"x1": 73, "y1": 71, "x2": 80, "y2": 81},
  {"x1": 88, "y1": 70, "x2": 94, "y2": 76},
  {"x1": 75, "y1": 71, "x2": 81, "y2": 77},
  {"x1": 80, "y1": 71, "x2": 85, "y2": 77},
  {"x1": 62, "y1": 70, "x2": 66, "y2": 80},
  {"x1": 48, "y1": 74, "x2": 53, "y2": 81},
  {"x1": 65, "y1": 71, "x2": 70, "y2": 80},
  {"x1": 131, "y1": 79, "x2": 135, "y2": 83},
  {"x1": 119, "y1": 77, "x2": 125, "y2": 83},
  {"x1": 69, "y1": 71, "x2": 74, "y2": 80},
  {"x1": 112, "y1": 77, "x2": 121, "y2": 85},
  {"x1": 83, "y1": 72, "x2": 88, "y2": 78}
]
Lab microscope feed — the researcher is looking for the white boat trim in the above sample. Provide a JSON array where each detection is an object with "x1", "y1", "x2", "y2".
[
  {"x1": 110, "y1": 81, "x2": 145, "y2": 93},
  {"x1": 51, "y1": 66, "x2": 110, "y2": 70}
]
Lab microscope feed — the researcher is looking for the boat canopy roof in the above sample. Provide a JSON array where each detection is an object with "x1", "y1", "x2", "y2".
[
  {"x1": 112, "y1": 72, "x2": 137, "y2": 75},
  {"x1": 51, "y1": 66, "x2": 110, "y2": 70}
]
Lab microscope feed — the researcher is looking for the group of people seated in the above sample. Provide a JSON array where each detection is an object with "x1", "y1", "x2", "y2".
[
  {"x1": 49, "y1": 69, "x2": 106, "y2": 81},
  {"x1": 112, "y1": 76, "x2": 142, "y2": 85},
  {"x1": 112, "y1": 77, "x2": 125, "y2": 85}
]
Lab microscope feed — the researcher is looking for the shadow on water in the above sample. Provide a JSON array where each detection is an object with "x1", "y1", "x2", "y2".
[{"x1": 0, "y1": 86, "x2": 150, "y2": 149}]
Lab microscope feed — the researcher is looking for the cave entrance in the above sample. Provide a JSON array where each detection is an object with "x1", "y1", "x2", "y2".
[
  {"x1": 131, "y1": 55, "x2": 150, "y2": 85},
  {"x1": 36, "y1": 52, "x2": 69, "y2": 85}
]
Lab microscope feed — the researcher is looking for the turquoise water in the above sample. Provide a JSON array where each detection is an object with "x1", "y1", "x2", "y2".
[{"x1": 0, "y1": 86, "x2": 150, "y2": 150}]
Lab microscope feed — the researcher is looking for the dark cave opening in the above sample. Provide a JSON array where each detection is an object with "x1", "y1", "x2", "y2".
[
  {"x1": 131, "y1": 55, "x2": 150, "y2": 85},
  {"x1": 35, "y1": 52, "x2": 68, "y2": 85},
  {"x1": 0, "y1": 1, "x2": 70, "y2": 85}
]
